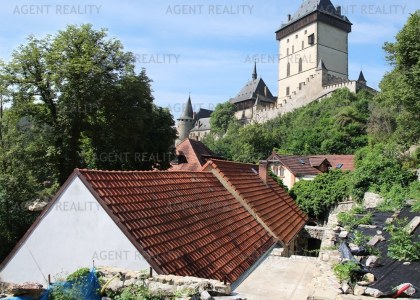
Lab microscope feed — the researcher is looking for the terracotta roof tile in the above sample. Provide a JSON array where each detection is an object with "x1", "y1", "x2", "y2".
[
  {"x1": 77, "y1": 169, "x2": 275, "y2": 283},
  {"x1": 171, "y1": 139, "x2": 222, "y2": 171},
  {"x1": 202, "y1": 160, "x2": 308, "y2": 245},
  {"x1": 268, "y1": 154, "x2": 321, "y2": 176},
  {"x1": 309, "y1": 155, "x2": 355, "y2": 171}
]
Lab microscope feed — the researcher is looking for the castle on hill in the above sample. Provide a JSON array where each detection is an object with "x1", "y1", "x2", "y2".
[{"x1": 176, "y1": 0, "x2": 376, "y2": 144}]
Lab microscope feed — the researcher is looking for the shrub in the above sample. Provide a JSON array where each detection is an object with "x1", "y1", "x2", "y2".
[
  {"x1": 291, "y1": 170, "x2": 350, "y2": 221},
  {"x1": 386, "y1": 219, "x2": 420, "y2": 261},
  {"x1": 351, "y1": 143, "x2": 417, "y2": 201},
  {"x1": 333, "y1": 261, "x2": 361, "y2": 283},
  {"x1": 337, "y1": 211, "x2": 372, "y2": 228}
]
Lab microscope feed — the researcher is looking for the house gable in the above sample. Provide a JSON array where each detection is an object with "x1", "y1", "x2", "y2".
[
  {"x1": 72, "y1": 170, "x2": 276, "y2": 284},
  {"x1": 0, "y1": 174, "x2": 151, "y2": 284}
]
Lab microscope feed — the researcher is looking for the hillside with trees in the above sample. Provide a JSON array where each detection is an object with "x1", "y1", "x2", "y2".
[{"x1": 204, "y1": 11, "x2": 420, "y2": 222}]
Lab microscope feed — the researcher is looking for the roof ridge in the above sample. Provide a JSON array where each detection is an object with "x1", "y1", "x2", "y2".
[
  {"x1": 210, "y1": 159, "x2": 257, "y2": 166},
  {"x1": 77, "y1": 168, "x2": 212, "y2": 174}
]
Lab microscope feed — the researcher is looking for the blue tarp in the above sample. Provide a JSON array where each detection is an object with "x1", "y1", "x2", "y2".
[{"x1": 38, "y1": 268, "x2": 101, "y2": 300}]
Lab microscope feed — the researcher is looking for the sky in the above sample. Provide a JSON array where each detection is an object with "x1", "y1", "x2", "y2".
[{"x1": 0, "y1": 0, "x2": 417, "y2": 119}]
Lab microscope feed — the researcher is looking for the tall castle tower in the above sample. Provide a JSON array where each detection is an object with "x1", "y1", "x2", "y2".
[
  {"x1": 176, "y1": 96, "x2": 194, "y2": 145},
  {"x1": 276, "y1": 0, "x2": 352, "y2": 102}
]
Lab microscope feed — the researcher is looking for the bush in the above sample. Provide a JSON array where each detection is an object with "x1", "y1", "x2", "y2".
[
  {"x1": 351, "y1": 143, "x2": 417, "y2": 201},
  {"x1": 337, "y1": 211, "x2": 372, "y2": 228},
  {"x1": 333, "y1": 261, "x2": 361, "y2": 283},
  {"x1": 386, "y1": 219, "x2": 420, "y2": 261},
  {"x1": 291, "y1": 170, "x2": 350, "y2": 221}
]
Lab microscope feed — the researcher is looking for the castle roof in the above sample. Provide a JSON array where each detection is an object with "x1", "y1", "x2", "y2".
[
  {"x1": 357, "y1": 70, "x2": 366, "y2": 83},
  {"x1": 178, "y1": 96, "x2": 194, "y2": 120},
  {"x1": 230, "y1": 77, "x2": 276, "y2": 104},
  {"x1": 194, "y1": 108, "x2": 212, "y2": 121},
  {"x1": 282, "y1": 0, "x2": 351, "y2": 28},
  {"x1": 316, "y1": 58, "x2": 328, "y2": 71},
  {"x1": 190, "y1": 117, "x2": 211, "y2": 133}
]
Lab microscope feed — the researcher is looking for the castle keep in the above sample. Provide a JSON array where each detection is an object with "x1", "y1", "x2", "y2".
[{"x1": 177, "y1": 0, "x2": 376, "y2": 141}]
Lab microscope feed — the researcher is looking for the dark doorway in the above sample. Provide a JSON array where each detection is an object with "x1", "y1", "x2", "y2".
[{"x1": 307, "y1": 238, "x2": 322, "y2": 257}]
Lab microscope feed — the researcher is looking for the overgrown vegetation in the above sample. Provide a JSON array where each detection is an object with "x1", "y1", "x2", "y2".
[
  {"x1": 337, "y1": 210, "x2": 372, "y2": 229},
  {"x1": 386, "y1": 219, "x2": 420, "y2": 262},
  {"x1": 333, "y1": 261, "x2": 361, "y2": 283},
  {"x1": 204, "y1": 88, "x2": 372, "y2": 162},
  {"x1": 48, "y1": 268, "x2": 97, "y2": 300},
  {"x1": 114, "y1": 285, "x2": 196, "y2": 300},
  {"x1": 290, "y1": 170, "x2": 350, "y2": 221}
]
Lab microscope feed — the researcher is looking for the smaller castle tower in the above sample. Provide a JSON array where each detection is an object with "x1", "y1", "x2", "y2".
[
  {"x1": 176, "y1": 96, "x2": 194, "y2": 145},
  {"x1": 357, "y1": 70, "x2": 367, "y2": 85},
  {"x1": 316, "y1": 58, "x2": 328, "y2": 85}
]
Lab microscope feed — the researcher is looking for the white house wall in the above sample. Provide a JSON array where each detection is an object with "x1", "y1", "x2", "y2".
[{"x1": 0, "y1": 176, "x2": 151, "y2": 284}]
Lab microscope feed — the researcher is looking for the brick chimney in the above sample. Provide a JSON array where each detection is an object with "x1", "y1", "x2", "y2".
[{"x1": 259, "y1": 160, "x2": 268, "y2": 184}]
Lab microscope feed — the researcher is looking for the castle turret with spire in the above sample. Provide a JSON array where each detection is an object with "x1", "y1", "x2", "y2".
[
  {"x1": 176, "y1": 96, "x2": 194, "y2": 145},
  {"x1": 357, "y1": 70, "x2": 367, "y2": 85}
]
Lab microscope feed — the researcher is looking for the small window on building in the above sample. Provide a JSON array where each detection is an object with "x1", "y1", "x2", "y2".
[
  {"x1": 287, "y1": 63, "x2": 290, "y2": 77},
  {"x1": 287, "y1": 38, "x2": 289, "y2": 43},
  {"x1": 308, "y1": 34, "x2": 315, "y2": 45},
  {"x1": 299, "y1": 82, "x2": 302, "y2": 90},
  {"x1": 292, "y1": 46, "x2": 294, "y2": 53},
  {"x1": 286, "y1": 86, "x2": 290, "y2": 96},
  {"x1": 304, "y1": 30, "x2": 307, "y2": 34},
  {"x1": 295, "y1": 34, "x2": 298, "y2": 39},
  {"x1": 278, "y1": 166, "x2": 285, "y2": 177},
  {"x1": 298, "y1": 58, "x2": 303, "y2": 73}
]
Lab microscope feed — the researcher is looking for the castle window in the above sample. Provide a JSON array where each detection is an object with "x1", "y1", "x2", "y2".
[
  {"x1": 286, "y1": 86, "x2": 290, "y2": 96},
  {"x1": 302, "y1": 41, "x2": 304, "y2": 49},
  {"x1": 287, "y1": 63, "x2": 290, "y2": 77},
  {"x1": 298, "y1": 58, "x2": 303, "y2": 73},
  {"x1": 287, "y1": 38, "x2": 289, "y2": 43},
  {"x1": 304, "y1": 30, "x2": 307, "y2": 34},
  {"x1": 308, "y1": 34, "x2": 315, "y2": 45}
]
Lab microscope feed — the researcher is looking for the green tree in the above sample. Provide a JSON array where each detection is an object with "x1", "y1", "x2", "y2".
[
  {"x1": 290, "y1": 170, "x2": 351, "y2": 221},
  {"x1": 350, "y1": 143, "x2": 417, "y2": 204},
  {"x1": 5, "y1": 24, "x2": 175, "y2": 182},
  {"x1": 377, "y1": 11, "x2": 420, "y2": 146},
  {"x1": 209, "y1": 101, "x2": 236, "y2": 135},
  {"x1": 204, "y1": 88, "x2": 372, "y2": 161},
  {"x1": 0, "y1": 25, "x2": 176, "y2": 262}
]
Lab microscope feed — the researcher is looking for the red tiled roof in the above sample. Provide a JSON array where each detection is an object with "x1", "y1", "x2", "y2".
[
  {"x1": 268, "y1": 154, "x2": 321, "y2": 176},
  {"x1": 171, "y1": 139, "x2": 221, "y2": 171},
  {"x1": 77, "y1": 169, "x2": 275, "y2": 283},
  {"x1": 310, "y1": 155, "x2": 355, "y2": 171},
  {"x1": 202, "y1": 160, "x2": 308, "y2": 245},
  {"x1": 308, "y1": 157, "x2": 329, "y2": 168}
]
